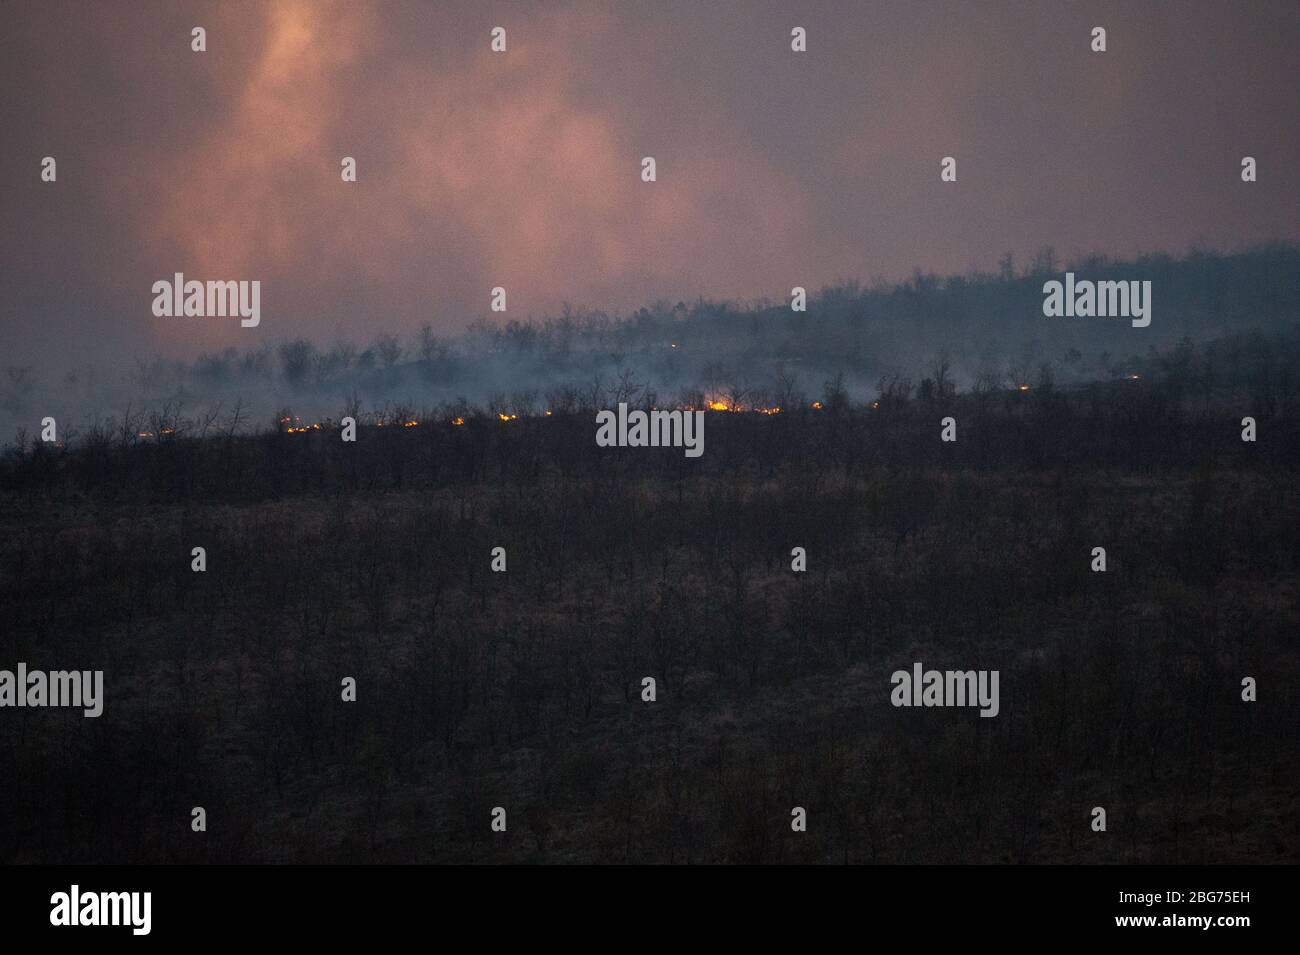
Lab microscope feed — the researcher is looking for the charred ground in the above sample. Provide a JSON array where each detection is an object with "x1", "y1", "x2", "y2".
[{"x1": 1, "y1": 328, "x2": 1297, "y2": 863}]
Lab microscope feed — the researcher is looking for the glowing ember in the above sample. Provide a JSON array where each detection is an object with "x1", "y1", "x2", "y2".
[
  {"x1": 871, "y1": 401, "x2": 880, "y2": 410},
  {"x1": 280, "y1": 414, "x2": 323, "y2": 433},
  {"x1": 497, "y1": 412, "x2": 519, "y2": 422},
  {"x1": 811, "y1": 401, "x2": 823, "y2": 410},
  {"x1": 1017, "y1": 384, "x2": 1030, "y2": 392},
  {"x1": 451, "y1": 416, "x2": 465, "y2": 426},
  {"x1": 707, "y1": 400, "x2": 729, "y2": 412},
  {"x1": 403, "y1": 420, "x2": 419, "y2": 428},
  {"x1": 1127, "y1": 373, "x2": 1141, "y2": 380}
]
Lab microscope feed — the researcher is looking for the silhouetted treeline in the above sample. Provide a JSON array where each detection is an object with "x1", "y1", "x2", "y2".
[{"x1": 5, "y1": 244, "x2": 1298, "y2": 440}]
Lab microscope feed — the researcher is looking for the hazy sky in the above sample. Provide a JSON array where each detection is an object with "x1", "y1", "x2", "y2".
[{"x1": 2, "y1": 0, "x2": 1297, "y2": 369}]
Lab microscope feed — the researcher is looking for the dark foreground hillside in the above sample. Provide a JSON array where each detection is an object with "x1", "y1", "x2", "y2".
[{"x1": 1, "y1": 368, "x2": 1297, "y2": 863}]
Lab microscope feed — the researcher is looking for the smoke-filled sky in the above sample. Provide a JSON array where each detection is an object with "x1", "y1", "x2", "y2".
[{"x1": 2, "y1": 0, "x2": 1297, "y2": 371}]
